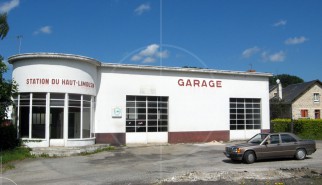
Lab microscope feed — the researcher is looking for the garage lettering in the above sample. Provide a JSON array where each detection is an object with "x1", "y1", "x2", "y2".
[{"x1": 178, "y1": 79, "x2": 222, "y2": 88}]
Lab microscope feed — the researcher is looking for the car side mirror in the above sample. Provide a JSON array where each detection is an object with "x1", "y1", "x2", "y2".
[{"x1": 263, "y1": 141, "x2": 268, "y2": 145}]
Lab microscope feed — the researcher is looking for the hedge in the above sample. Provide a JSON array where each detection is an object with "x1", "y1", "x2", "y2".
[
  {"x1": 271, "y1": 119, "x2": 322, "y2": 140},
  {"x1": 0, "y1": 124, "x2": 20, "y2": 150}
]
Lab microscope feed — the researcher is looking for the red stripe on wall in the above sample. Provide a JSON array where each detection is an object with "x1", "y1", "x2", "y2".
[{"x1": 168, "y1": 131, "x2": 229, "y2": 143}]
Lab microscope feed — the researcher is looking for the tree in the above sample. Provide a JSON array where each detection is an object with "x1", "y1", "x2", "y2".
[
  {"x1": 269, "y1": 74, "x2": 304, "y2": 88},
  {"x1": 0, "y1": 13, "x2": 17, "y2": 122},
  {"x1": 0, "y1": 13, "x2": 9, "y2": 40}
]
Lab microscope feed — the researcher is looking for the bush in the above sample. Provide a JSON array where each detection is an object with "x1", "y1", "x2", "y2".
[
  {"x1": 271, "y1": 119, "x2": 291, "y2": 132},
  {"x1": 271, "y1": 119, "x2": 322, "y2": 140},
  {"x1": 0, "y1": 124, "x2": 20, "y2": 150}
]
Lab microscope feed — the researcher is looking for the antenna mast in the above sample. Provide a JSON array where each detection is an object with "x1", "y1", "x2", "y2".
[{"x1": 17, "y1": 35, "x2": 23, "y2": 53}]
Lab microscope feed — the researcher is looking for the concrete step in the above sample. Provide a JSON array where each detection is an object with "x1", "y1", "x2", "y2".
[{"x1": 30, "y1": 144, "x2": 111, "y2": 157}]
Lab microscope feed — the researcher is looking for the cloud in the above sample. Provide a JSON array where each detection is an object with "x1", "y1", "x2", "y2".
[
  {"x1": 242, "y1": 47, "x2": 260, "y2": 58},
  {"x1": 0, "y1": 0, "x2": 19, "y2": 13},
  {"x1": 131, "y1": 44, "x2": 169, "y2": 63},
  {"x1": 134, "y1": 3, "x2": 150, "y2": 15},
  {"x1": 33, "y1": 26, "x2": 52, "y2": 35},
  {"x1": 262, "y1": 51, "x2": 285, "y2": 62},
  {"x1": 284, "y1": 36, "x2": 308, "y2": 45},
  {"x1": 273, "y1": 20, "x2": 287, "y2": 27}
]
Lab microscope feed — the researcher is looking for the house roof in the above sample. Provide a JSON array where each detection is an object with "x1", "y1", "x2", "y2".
[
  {"x1": 269, "y1": 85, "x2": 277, "y2": 92},
  {"x1": 282, "y1": 79, "x2": 322, "y2": 104}
]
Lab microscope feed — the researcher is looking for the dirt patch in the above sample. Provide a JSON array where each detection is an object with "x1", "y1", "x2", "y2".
[{"x1": 155, "y1": 168, "x2": 322, "y2": 185}]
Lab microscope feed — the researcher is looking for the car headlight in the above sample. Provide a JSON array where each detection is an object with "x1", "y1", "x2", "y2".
[{"x1": 232, "y1": 147, "x2": 241, "y2": 154}]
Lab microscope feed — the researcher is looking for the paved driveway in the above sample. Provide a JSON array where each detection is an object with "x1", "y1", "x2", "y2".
[{"x1": 1, "y1": 141, "x2": 322, "y2": 185}]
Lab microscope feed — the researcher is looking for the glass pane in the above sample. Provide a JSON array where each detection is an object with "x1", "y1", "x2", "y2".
[
  {"x1": 82, "y1": 108, "x2": 91, "y2": 138},
  {"x1": 147, "y1": 96, "x2": 157, "y2": 101},
  {"x1": 68, "y1": 107, "x2": 80, "y2": 139},
  {"x1": 20, "y1": 94, "x2": 30, "y2": 106},
  {"x1": 137, "y1": 108, "x2": 146, "y2": 114},
  {"x1": 126, "y1": 102, "x2": 135, "y2": 107},
  {"x1": 126, "y1": 127, "x2": 135, "y2": 132},
  {"x1": 136, "y1": 96, "x2": 146, "y2": 101},
  {"x1": 148, "y1": 102, "x2": 157, "y2": 107},
  {"x1": 148, "y1": 114, "x2": 157, "y2": 119},
  {"x1": 126, "y1": 120, "x2": 135, "y2": 126},
  {"x1": 136, "y1": 102, "x2": 146, "y2": 107},
  {"x1": 136, "y1": 126, "x2": 146, "y2": 132},
  {"x1": 83, "y1": 95, "x2": 91, "y2": 101},
  {"x1": 230, "y1": 103, "x2": 236, "y2": 108},
  {"x1": 50, "y1": 108, "x2": 64, "y2": 139},
  {"x1": 160, "y1": 114, "x2": 168, "y2": 119},
  {"x1": 51, "y1": 93, "x2": 65, "y2": 99},
  {"x1": 137, "y1": 114, "x2": 146, "y2": 119},
  {"x1": 69, "y1": 94, "x2": 81, "y2": 100},
  {"x1": 158, "y1": 102, "x2": 168, "y2": 108},
  {"x1": 237, "y1": 125, "x2": 245, "y2": 129},
  {"x1": 20, "y1": 107, "x2": 30, "y2": 138},
  {"x1": 33, "y1": 93, "x2": 46, "y2": 99},
  {"x1": 32, "y1": 107, "x2": 46, "y2": 138},
  {"x1": 158, "y1": 127, "x2": 167, "y2": 132},
  {"x1": 148, "y1": 121, "x2": 157, "y2": 126},
  {"x1": 126, "y1": 96, "x2": 135, "y2": 101},
  {"x1": 69, "y1": 100, "x2": 81, "y2": 107},
  {"x1": 159, "y1": 121, "x2": 167, "y2": 126},
  {"x1": 148, "y1": 127, "x2": 157, "y2": 132}
]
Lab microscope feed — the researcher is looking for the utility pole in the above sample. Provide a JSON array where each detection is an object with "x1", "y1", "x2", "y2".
[{"x1": 17, "y1": 35, "x2": 23, "y2": 53}]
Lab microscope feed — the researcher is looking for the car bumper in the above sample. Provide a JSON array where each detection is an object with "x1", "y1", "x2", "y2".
[{"x1": 224, "y1": 152, "x2": 243, "y2": 160}]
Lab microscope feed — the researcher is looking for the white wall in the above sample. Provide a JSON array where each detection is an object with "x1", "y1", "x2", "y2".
[
  {"x1": 95, "y1": 68, "x2": 270, "y2": 138},
  {"x1": 12, "y1": 58, "x2": 98, "y2": 96}
]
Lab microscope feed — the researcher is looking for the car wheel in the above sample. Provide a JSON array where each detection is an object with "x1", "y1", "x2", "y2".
[
  {"x1": 243, "y1": 151, "x2": 256, "y2": 164},
  {"x1": 295, "y1": 149, "x2": 306, "y2": 160}
]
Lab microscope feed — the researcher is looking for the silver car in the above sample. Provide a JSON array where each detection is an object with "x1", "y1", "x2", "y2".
[{"x1": 224, "y1": 132, "x2": 317, "y2": 164}]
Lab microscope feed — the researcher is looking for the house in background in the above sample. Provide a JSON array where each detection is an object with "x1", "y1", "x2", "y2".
[{"x1": 270, "y1": 79, "x2": 322, "y2": 119}]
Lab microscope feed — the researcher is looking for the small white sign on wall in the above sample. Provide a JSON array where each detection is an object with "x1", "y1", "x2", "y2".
[{"x1": 112, "y1": 107, "x2": 122, "y2": 118}]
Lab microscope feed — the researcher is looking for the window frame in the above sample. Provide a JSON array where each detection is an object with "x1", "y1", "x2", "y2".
[
  {"x1": 126, "y1": 96, "x2": 168, "y2": 133},
  {"x1": 229, "y1": 98, "x2": 261, "y2": 130}
]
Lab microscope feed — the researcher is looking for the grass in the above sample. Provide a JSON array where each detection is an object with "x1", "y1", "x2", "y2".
[{"x1": 0, "y1": 147, "x2": 34, "y2": 171}]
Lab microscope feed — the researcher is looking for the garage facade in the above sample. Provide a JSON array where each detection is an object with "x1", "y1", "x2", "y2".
[{"x1": 9, "y1": 53, "x2": 271, "y2": 147}]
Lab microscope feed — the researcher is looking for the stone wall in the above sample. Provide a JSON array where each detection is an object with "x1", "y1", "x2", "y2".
[{"x1": 292, "y1": 84, "x2": 322, "y2": 119}]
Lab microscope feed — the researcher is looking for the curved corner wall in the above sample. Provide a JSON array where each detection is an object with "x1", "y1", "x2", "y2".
[{"x1": 9, "y1": 53, "x2": 100, "y2": 147}]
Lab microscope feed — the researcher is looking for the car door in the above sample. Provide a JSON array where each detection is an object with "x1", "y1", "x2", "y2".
[
  {"x1": 258, "y1": 134, "x2": 283, "y2": 159},
  {"x1": 279, "y1": 133, "x2": 298, "y2": 157}
]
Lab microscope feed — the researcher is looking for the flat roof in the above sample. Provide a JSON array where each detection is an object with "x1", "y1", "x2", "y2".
[
  {"x1": 8, "y1": 53, "x2": 101, "y2": 66},
  {"x1": 101, "y1": 63, "x2": 273, "y2": 77},
  {"x1": 8, "y1": 53, "x2": 272, "y2": 77}
]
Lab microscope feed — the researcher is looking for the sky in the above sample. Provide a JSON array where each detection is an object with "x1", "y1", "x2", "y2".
[{"x1": 1, "y1": 0, "x2": 322, "y2": 81}]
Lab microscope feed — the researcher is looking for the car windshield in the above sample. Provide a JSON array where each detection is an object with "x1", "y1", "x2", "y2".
[{"x1": 248, "y1": 133, "x2": 269, "y2": 144}]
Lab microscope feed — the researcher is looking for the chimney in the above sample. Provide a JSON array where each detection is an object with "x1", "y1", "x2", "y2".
[{"x1": 276, "y1": 79, "x2": 282, "y2": 100}]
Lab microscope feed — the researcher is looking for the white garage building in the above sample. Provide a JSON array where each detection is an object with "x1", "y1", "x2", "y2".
[{"x1": 9, "y1": 53, "x2": 271, "y2": 147}]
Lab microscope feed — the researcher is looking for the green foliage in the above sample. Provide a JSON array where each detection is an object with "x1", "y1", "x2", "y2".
[
  {"x1": 0, "y1": 147, "x2": 32, "y2": 164},
  {"x1": 1, "y1": 13, "x2": 18, "y2": 122},
  {"x1": 0, "y1": 124, "x2": 20, "y2": 150},
  {"x1": 271, "y1": 119, "x2": 291, "y2": 132},
  {"x1": 0, "y1": 13, "x2": 9, "y2": 40},
  {"x1": 271, "y1": 119, "x2": 322, "y2": 139},
  {"x1": 269, "y1": 74, "x2": 304, "y2": 87}
]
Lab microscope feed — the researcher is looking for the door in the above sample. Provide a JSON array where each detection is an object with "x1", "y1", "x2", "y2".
[{"x1": 50, "y1": 108, "x2": 64, "y2": 146}]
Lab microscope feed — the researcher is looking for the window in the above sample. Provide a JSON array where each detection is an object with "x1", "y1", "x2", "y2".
[
  {"x1": 230, "y1": 98, "x2": 261, "y2": 130},
  {"x1": 301, "y1": 109, "x2": 308, "y2": 118},
  {"x1": 270, "y1": 134, "x2": 280, "y2": 144},
  {"x1": 315, "y1": 110, "x2": 320, "y2": 119},
  {"x1": 126, "y1": 96, "x2": 168, "y2": 132},
  {"x1": 314, "y1": 93, "x2": 320, "y2": 103},
  {"x1": 281, "y1": 134, "x2": 297, "y2": 143}
]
